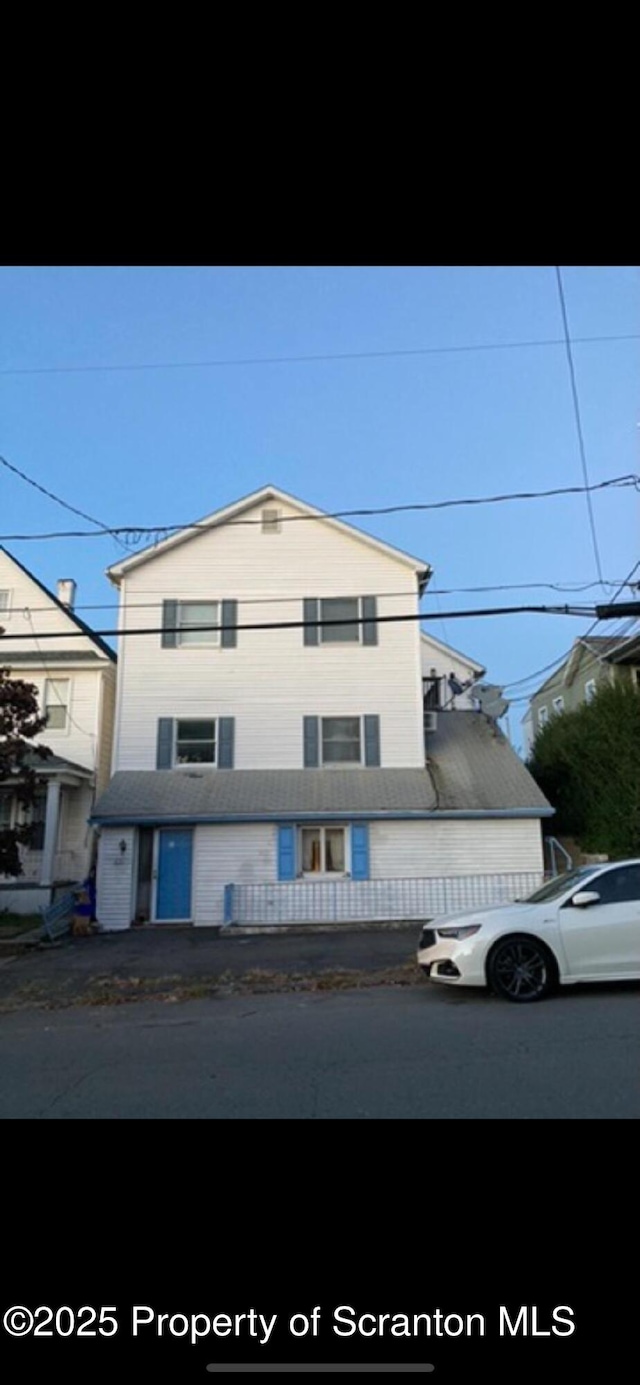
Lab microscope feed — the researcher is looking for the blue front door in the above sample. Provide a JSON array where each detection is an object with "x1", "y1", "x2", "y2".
[{"x1": 155, "y1": 829, "x2": 193, "y2": 921}]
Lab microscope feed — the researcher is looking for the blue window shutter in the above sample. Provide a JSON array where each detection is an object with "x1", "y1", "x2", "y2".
[
  {"x1": 221, "y1": 599, "x2": 237, "y2": 648},
  {"x1": 162, "y1": 600, "x2": 178, "y2": 648},
  {"x1": 362, "y1": 595, "x2": 378, "y2": 645},
  {"x1": 303, "y1": 716, "x2": 320, "y2": 767},
  {"x1": 156, "y1": 718, "x2": 173, "y2": 768},
  {"x1": 351, "y1": 823, "x2": 370, "y2": 879},
  {"x1": 218, "y1": 717, "x2": 235, "y2": 768},
  {"x1": 303, "y1": 598, "x2": 319, "y2": 645},
  {"x1": 364, "y1": 715, "x2": 381, "y2": 766},
  {"x1": 277, "y1": 825, "x2": 296, "y2": 880}
]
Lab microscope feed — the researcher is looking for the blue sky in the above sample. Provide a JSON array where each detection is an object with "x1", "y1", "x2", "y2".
[{"x1": 1, "y1": 265, "x2": 638, "y2": 750}]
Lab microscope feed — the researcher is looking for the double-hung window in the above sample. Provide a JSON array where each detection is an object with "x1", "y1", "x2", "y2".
[
  {"x1": 0, "y1": 590, "x2": 11, "y2": 615},
  {"x1": 303, "y1": 714, "x2": 380, "y2": 768},
  {"x1": 319, "y1": 598, "x2": 361, "y2": 642},
  {"x1": 552, "y1": 696, "x2": 564, "y2": 714},
  {"x1": 162, "y1": 599, "x2": 237, "y2": 649},
  {"x1": 304, "y1": 596, "x2": 378, "y2": 646},
  {"x1": 322, "y1": 716, "x2": 361, "y2": 764},
  {"x1": 176, "y1": 602, "x2": 220, "y2": 647},
  {"x1": 45, "y1": 679, "x2": 70, "y2": 730},
  {"x1": 156, "y1": 715, "x2": 235, "y2": 769},
  {"x1": 301, "y1": 826, "x2": 346, "y2": 874},
  {"x1": 584, "y1": 679, "x2": 597, "y2": 703},
  {"x1": 174, "y1": 720, "x2": 217, "y2": 764},
  {"x1": 537, "y1": 706, "x2": 548, "y2": 729}
]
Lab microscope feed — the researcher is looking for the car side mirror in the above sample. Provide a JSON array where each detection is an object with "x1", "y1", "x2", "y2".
[{"x1": 572, "y1": 890, "x2": 601, "y2": 907}]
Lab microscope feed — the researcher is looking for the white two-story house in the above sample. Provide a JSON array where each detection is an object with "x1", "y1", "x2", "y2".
[
  {"x1": 0, "y1": 548, "x2": 117, "y2": 913},
  {"x1": 91, "y1": 485, "x2": 552, "y2": 929}
]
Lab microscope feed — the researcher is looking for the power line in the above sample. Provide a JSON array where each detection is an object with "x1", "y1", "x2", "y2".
[
  {"x1": 554, "y1": 267, "x2": 604, "y2": 585},
  {"x1": 1, "y1": 603, "x2": 628, "y2": 644},
  {"x1": 502, "y1": 616, "x2": 640, "y2": 694},
  {"x1": 1, "y1": 332, "x2": 639, "y2": 378},
  {"x1": 0, "y1": 452, "x2": 129, "y2": 554},
  {"x1": 581, "y1": 559, "x2": 640, "y2": 641},
  {"x1": 7, "y1": 576, "x2": 635, "y2": 617},
  {"x1": 0, "y1": 474, "x2": 636, "y2": 544}
]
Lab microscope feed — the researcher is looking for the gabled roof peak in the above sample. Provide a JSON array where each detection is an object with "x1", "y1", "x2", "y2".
[{"x1": 106, "y1": 482, "x2": 431, "y2": 589}]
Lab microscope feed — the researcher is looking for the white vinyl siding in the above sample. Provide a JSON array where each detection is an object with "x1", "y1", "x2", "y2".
[
  {"x1": 95, "y1": 827, "x2": 136, "y2": 930},
  {"x1": 95, "y1": 818, "x2": 544, "y2": 930},
  {"x1": 369, "y1": 818, "x2": 544, "y2": 878},
  {"x1": 192, "y1": 824, "x2": 275, "y2": 924},
  {"x1": 113, "y1": 497, "x2": 426, "y2": 771}
]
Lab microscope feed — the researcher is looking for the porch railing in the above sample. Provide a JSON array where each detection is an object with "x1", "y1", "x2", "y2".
[{"x1": 224, "y1": 871, "x2": 545, "y2": 926}]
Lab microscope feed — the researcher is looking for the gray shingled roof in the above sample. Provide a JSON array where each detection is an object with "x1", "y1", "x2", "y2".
[{"x1": 92, "y1": 712, "x2": 552, "y2": 822}]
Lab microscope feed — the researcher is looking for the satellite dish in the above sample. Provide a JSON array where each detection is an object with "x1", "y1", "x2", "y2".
[{"x1": 473, "y1": 683, "x2": 510, "y2": 720}]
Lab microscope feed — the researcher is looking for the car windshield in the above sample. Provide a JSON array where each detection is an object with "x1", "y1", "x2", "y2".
[{"x1": 524, "y1": 867, "x2": 598, "y2": 904}]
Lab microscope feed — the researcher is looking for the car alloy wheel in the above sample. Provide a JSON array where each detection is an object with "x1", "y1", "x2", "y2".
[{"x1": 487, "y1": 934, "x2": 555, "y2": 1003}]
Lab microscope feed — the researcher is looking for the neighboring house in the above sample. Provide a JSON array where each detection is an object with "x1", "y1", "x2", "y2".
[
  {"x1": 91, "y1": 484, "x2": 552, "y2": 929},
  {"x1": 521, "y1": 634, "x2": 640, "y2": 757},
  {"x1": 0, "y1": 549, "x2": 117, "y2": 913}
]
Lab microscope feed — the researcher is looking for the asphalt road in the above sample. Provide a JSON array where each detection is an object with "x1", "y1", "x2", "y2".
[{"x1": 1, "y1": 979, "x2": 638, "y2": 1118}]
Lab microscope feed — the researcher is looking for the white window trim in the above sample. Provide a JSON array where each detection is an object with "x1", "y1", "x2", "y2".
[
  {"x1": 584, "y1": 679, "x2": 597, "y2": 703},
  {"x1": 320, "y1": 715, "x2": 363, "y2": 767},
  {"x1": 537, "y1": 705, "x2": 548, "y2": 728},
  {"x1": 298, "y1": 824, "x2": 350, "y2": 878},
  {"x1": 552, "y1": 696, "x2": 564, "y2": 713},
  {"x1": 319, "y1": 596, "x2": 365, "y2": 645},
  {"x1": 176, "y1": 601, "x2": 221, "y2": 649},
  {"x1": 0, "y1": 589, "x2": 12, "y2": 615},
  {"x1": 173, "y1": 718, "x2": 217, "y2": 767}
]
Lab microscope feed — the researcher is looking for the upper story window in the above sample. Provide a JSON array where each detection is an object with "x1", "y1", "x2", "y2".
[
  {"x1": 45, "y1": 678, "x2": 70, "y2": 730},
  {"x1": 161, "y1": 599, "x2": 237, "y2": 649},
  {"x1": 322, "y1": 716, "x2": 361, "y2": 763},
  {"x1": 303, "y1": 714, "x2": 380, "y2": 767},
  {"x1": 303, "y1": 596, "x2": 378, "y2": 646},
  {"x1": 319, "y1": 598, "x2": 361, "y2": 643},
  {"x1": 0, "y1": 791, "x2": 12, "y2": 829},
  {"x1": 552, "y1": 696, "x2": 564, "y2": 714},
  {"x1": 0, "y1": 590, "x2": 11, "y2": 615},
  {"x1": 176, "y1": 602, "x2": 220, "y2": 647},
  {"x1": 537, "y1": 705, "x2": 548, "y2": 729},
  {"x1": 156, "y1": 715, "x2": 235, "y2": 768},
  {"x1": 261, "y1": 507, "x2": 282, "y2": 534},
  {"x1": 584, "y1": 679, "x2": 597, "y2": 703},
  {"x1": 175, "y1": 719, "x2": 216, "y2": 764}
]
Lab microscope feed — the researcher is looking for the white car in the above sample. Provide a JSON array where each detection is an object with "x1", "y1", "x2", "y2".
[{"x1": 416, "y1": 860, "x2": 640, "y2": 1002}]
